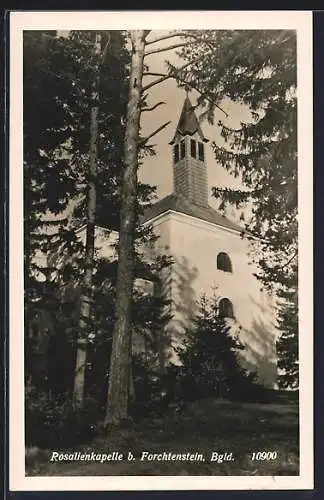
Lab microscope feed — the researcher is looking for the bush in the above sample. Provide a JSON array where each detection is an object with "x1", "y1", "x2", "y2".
[
  {"x1": 128, "y1": 356, "x2": 166, "y2": 419},
  {"x1": 175, "y1": 294, "x2": 261, "y2": 403},
  {"x1": 227, "y1": 377, "x2": 276, "y2": 403},
  {"x1": 25, "y1": 386, "x2": 101, "y2": 448}
]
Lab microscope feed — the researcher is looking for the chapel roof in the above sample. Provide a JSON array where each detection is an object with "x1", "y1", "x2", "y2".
[
  {"x1": 141, "y1": 193, "x2": 246, "y2": 235},
  {"x1": 169, "y1": 96, "x2": 208, "y2": 145}
]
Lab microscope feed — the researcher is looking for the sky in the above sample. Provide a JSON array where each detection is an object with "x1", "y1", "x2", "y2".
[
  {"x1": 56, "y1": 29, "x2": 254, "y2": 222},
  {"x1": 138, "y1": 31, "x2": 252, "y2": 220}
]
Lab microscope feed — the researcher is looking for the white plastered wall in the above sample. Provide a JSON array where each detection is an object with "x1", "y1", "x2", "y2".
[{"x1": 147, "y1": 211, "x2": 278, "y2": 387}]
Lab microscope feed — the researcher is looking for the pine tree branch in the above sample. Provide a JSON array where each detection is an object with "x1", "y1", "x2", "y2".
[
  {"x1": 143, "y1": 72, "x2": 169, "y2": 77},
  {"x1": 145, "y1": 31, "x2": 214, "y2": 48},
  {"x1": 140, "y1": 121, "x2": 171, "y2": 145},
  {"x1": 280, "y1": 251, "x2": 297, "y2": 269},
  {"x1": 144, "y1": 41, "x2": 193, "y2": 57},
  {"x1": 145, "y1": 31, "x2": 187, "y2": 45},
  {"x1": 142, "y1": 59, "x2": 195, "y2": 92},
  {"x1": 143, "y1": 70, "x2": 228, "y2": 117},
  {"x1": 141, "y1": 101, "x2": 166, "y2": 112},
  {"x1": 142, "y1": 74, "x2": 170, "y2": 91}
]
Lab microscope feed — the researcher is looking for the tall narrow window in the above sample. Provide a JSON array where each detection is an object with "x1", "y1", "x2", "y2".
[
  {"x1": 217, "y1": 252, "x2": 233, "y2": 273},
  {"x1": 190, "y1": 139, "x2": 196, "y2": 158},
  {"x1": 219, "y1": 298, "x2": 234, "y2": 319},
  {"x1": 174, "y1": 144, "x2": 179, "y2": 163},
  {"x1": 198, "y1": 142, "x2": 204, "y2": 161},
  {"x1": 180, "y1": 140, "x2": 186, "y2": 159}
]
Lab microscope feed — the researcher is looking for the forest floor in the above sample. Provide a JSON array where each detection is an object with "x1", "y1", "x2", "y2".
[{"x1": 26, "y1": 396, "x2": 299, "y2": 477}]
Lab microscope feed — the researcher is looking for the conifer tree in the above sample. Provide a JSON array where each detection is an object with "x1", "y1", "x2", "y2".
[
  {"x1": 176, "y1": 294, "x2": 255, "y2": 400},
  {"x1": 104, "y1": 29, "x2": 194, "y2": 425},
  {"x1": 176, "y1": 30, "x2": 298, "y2": 389},
  {"x1": 276, "y1": 287, "x2": 298, "y2": 390},
  {"x1": 23, "y1": 31, "x2": 135, "y2": 387},
  {"x1": 24, "y1": 30, "x2": 161, "y2": 400}
]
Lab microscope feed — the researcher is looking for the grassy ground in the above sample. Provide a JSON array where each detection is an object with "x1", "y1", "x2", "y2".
[{"x1": 26, "y1": 397, "x2": 299, "y2": 476}]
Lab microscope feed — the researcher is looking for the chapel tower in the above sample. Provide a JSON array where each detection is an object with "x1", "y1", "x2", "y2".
[{"x1": 169, "y1": 96, "x2": 209, "y2": 207}]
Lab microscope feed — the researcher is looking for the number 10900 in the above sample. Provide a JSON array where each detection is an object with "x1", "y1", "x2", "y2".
[{"x1": 251, "y1": 451, "x2": 278, "y2": 461}]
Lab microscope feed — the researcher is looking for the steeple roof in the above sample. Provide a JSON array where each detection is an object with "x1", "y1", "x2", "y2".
[{"x1": 169, "y1": 96, "x2": 208, "y2": 145}]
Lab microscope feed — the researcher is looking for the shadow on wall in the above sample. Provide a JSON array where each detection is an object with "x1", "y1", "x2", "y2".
[
  {"x1": 133, "y1": 253, "x2": 200, "y2": 369},
  {"x1": 236, "y1": 293, "x2": 278, "y2": 387},
  {"x1": 168, "y1": 255, "x2": 199, "y2": 350},
  {"x1": 237, "y1": 320, "x2": 278, "y2": 387},
  {"x1": 159, "y1": 257, "x2": 278, "y2": 388},
  {"x1": 132, "y1": 255, "x2": 175, "y2": 374}
]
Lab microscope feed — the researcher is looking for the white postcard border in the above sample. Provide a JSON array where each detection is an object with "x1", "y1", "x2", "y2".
[{"x1": 9, "y1": 10, "x2": 313, "y2": 491}]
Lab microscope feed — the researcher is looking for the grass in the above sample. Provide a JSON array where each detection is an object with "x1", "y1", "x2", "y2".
[{"x1": 26, "y1": 397, "x2": 299, "y2": 476}]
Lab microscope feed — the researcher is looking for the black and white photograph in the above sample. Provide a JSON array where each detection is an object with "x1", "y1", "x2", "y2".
[{"x1": 9, "y1": 11, "x2": 313, "y2": 491}]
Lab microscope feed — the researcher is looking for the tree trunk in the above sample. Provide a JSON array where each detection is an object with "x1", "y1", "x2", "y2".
[
  {"x1": 104, "y1": 31, "x2": 146, "y2": 426},
  {"x1": 73, "y1": 33, "x2": 101, "y2": 407}
]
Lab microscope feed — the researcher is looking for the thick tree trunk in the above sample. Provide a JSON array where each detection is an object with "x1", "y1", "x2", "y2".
[
  {"x1": 104, "y1": 31, "x2": 146, "y2": 426},
  {"x1": 73, "y1": 33, "x2": 101, "y2": 407}
]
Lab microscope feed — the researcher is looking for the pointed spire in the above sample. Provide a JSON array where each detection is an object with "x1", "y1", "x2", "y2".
[{"x1": 169, "y1": 95, "x2": 209, "y2": 145}]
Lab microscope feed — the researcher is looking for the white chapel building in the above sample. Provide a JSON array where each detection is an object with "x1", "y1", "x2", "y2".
[
  {"x1": 87, "y1": 96, "x2": 278, "y2": 388},
  {"x1": 31, "y1": 95, "x2": 278, "y2": 391}
]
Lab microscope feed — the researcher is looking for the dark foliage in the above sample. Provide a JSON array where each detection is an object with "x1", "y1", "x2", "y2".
[
  {"x1": 174, "y1": 294, "x2": 270, "y2": 403},
  {"x1": 276, "y1": 288, "x2": 298, "y2": 390},
  {"x1": 25, "y1": 386, "x2": 102, "y2": 448},
  {"x1": 23, "y1": 30, "x2": 159, "y2": 395},
  {"x1": 176, "y1": 30, "x2": 298, "y2": 389}
]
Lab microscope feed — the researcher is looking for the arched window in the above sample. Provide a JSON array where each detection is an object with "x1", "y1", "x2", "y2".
[
  {"x1": 217, "y1": 252, "x2": 232, "y2": 273},
  {"x1": 219, "y1": 298, "x2": 234, "y2": 319}
]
